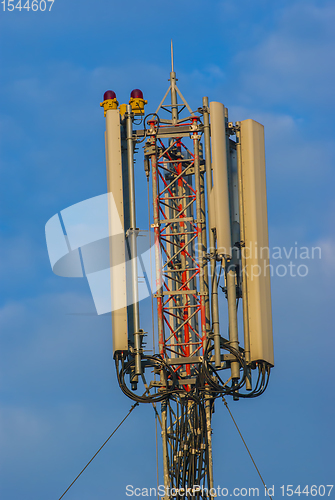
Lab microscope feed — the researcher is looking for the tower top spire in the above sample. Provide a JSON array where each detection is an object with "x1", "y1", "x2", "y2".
[{"x1": 171, "y1": 39, "x2": 174, "y2": 73}]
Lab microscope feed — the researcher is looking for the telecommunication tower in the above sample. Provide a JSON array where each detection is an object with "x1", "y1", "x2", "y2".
[{"x1": 99, "y1": 43, "x2": 274, "y2": 499}]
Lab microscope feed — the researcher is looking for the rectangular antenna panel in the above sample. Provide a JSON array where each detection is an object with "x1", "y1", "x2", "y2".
[
  {"x1": 105, "y1": 109, "x2": 128, "y2": 354},
  {"x1": 210, "y1": 101, "x2": 232, "y2": 258},
  {"x1": 240, "y1": 119, "x2": 274, "y2": 366}
]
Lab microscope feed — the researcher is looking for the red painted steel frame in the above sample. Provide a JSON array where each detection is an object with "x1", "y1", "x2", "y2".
[{"x1": 150, "y1": 123, "x2": 207, "y2": 383}]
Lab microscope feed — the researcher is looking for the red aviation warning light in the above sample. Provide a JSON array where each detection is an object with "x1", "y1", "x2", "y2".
[
  {"x1": 130, "y1": 89, "x2": 143, "y2": 99},
  {"x1": 129, "y1": 88, "x2": 147, "y2": 115},
  {"x1": 100, "y1": 90, "x2": 119, "y2": 116},
  {"x1": 104, "y1": 90, "x2": 117, "y2": 100}
]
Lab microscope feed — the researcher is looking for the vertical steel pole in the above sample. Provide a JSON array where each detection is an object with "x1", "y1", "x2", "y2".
[
  {"x1": 225, "y1": 107, "x2": 235, "y2": 244},
  {"x1": 203, "y1": 97, "x2": 221, "y2": 367},
  {"x1": 200, "y1": 114, "x2": 215, "y2": 494},
  {"x1": 222, "y1": 107, "x2": 240, "y2": 382},
  {"x1": 151, "y1": 132, "x2": 170, "y2": 497},
  {"x1": 205, "y1": 392, "x2": 214, "y2": 497},
  {"x1": 226, "y1": 263, "x2": 240, "y2": 380},
  {"x1": 193, "y1": 125, "x2": 206, "y2": 348},
  {"x1": 126, "y1": 105, "x2": 141, "y2": 376},
  {"x1": 150, "y1": 135, "x2": 165, "y2": 358},
  {"x1": 170, "y1": 45, "x2": 178, "y2": 125},
  {"x1": 161, "y1": 400, "x2": 170, "y2": 500},
  {"x1": 200, "y1": 144, "x2": 211, "y2": 335}
]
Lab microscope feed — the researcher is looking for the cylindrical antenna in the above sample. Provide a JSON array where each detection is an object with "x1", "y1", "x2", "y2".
[
  {"x1": 171, "y1": 39, "x2": 174, "y2": 73},
  {"x1": 170, "y1": 40, "x2": 178, "y2": 123}
]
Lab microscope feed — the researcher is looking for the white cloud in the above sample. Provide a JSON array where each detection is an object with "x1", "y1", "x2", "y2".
[{"x1": 234, "y1": 2, "x2": 335, "y2": 108}]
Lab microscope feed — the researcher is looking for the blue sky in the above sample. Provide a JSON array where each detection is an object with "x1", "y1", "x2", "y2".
[{"x1": 1, "y1": 1, "x2": 335, "y2": 499}]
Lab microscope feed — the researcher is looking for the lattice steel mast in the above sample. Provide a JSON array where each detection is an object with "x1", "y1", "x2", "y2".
[{"x1": 100, "y1": 43, "x2": 274, "y2": 500}]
